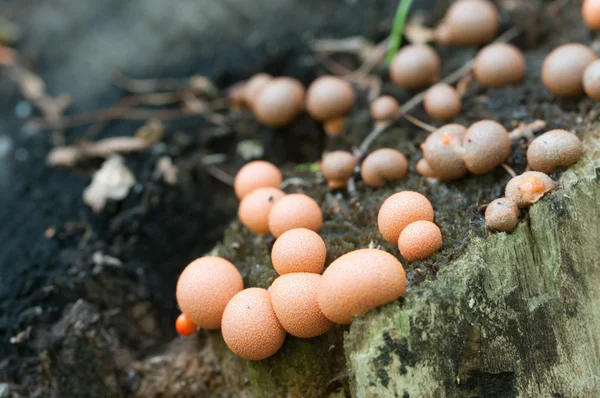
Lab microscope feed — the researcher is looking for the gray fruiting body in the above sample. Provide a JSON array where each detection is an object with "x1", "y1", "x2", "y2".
[
  {"x1": 360, "y1": 148, "x2": 408, "y2": 188},
  {"x1": 462, "y1": 120, "x2": 511, "y2": 175},
  {"x1": 485, "y1": 198, "x2": 519, "y2": 233},
  {"x1": 421, "y1": 124, "x2": 468, "y2": 180},
  {"x1": 527, "y1": 130, "x2": 583, "y2": 174},
  {"x1": 505, "y1": 171, "x2": 555, "y2": 208}
]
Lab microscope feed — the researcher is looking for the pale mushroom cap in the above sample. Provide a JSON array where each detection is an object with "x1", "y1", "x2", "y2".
[
  {"x1": 416, "y1": 158, "x2": 438, "y2": 178},
  {"x1": 398, "y1": 220, "x2": 442, "y2": 262},
  {"x1": 176, "y1": 257, "x2": 244, "y2": 329},
  {"x1": 268, "y1": 194, "x2": 323, "y2": 238},
  {"x1": 321, "y1": 151, "x2": 357, "y2": 189},
  {"x1": 378, "y1": 191, "x2": 434, "y2": 243},
  {"x1": 583, "y1": 0, "x2": 600, "y2": 30},
  {"x1": 317, "y1": 249, "x2": 406, "y2": 325},
  {"x1": 422, "y1": 124, "x2": 468, "y2": 180},
  {"x1": 234, "y1": 160, "x2": 283, "y2": 200},
  {"x1": 306, "y1": 76, "x2": 355, "y2": 121},
  {"x1": 370, "y1": 96, "x2": 400, "y2": 121},
  {"x1": 423, "y1": 83, "x2": 462, "y2": 121},
  {"x1": 270, "y1": 273, "x2": 334, "y2": 338},
  {"x1": 505, "y1": 171, "x2": 555, "y2": 208},
  {"x1": 360, "y1": 148, "x2": 408, "y2": 188},
  {"x1": 542, "y1": 43, "x2": 597, "y2": 97},
  {"x1": 271, "y1": 228, "x2": 327, "y2": 275},
  {"x1": 389, "y1": 44, "x2": 441, "y2": 91},
  {"x1": 253, "y1": 77, "x2": 305, "y2": 127},
  {"x1": 527, "y1": 130, "x2": 583, "y2": 174},
  {"x1": 473, "y1": 43, "x2": 526, "y2": 87},
  {"x1": 243, "y1": 73, "x2": 272, "y2": 107},
  {"x1": 485, "y1": 197, "x2": 519, "y2": 233},
  {"x1": 583, "y1": 59, "x2": 600, "y2": 100},
  {"x1": 238, "y1": 187, "x2": 286, "y2": 234},
  {"x1": 441, "y1": 0, "x2": 499, "y2": 45},
  {"x1": 462, "y1": 120, "x2": 511, "y2": 175},
  {"x1": 221, "y1": 288, "x2": 286, "y2": 361}
]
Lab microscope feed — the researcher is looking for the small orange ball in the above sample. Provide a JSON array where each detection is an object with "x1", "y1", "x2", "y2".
[
  {"x1": 176, "y1": 257, "x2": 243, "y2": 329},
  {"x1": 306, "y1": 76, "x2": 355, "y2": 121},
  {"x1": 389, "y1": 44, "x2": 441, "y2": 91},
  {"x1": 238, "y1": 187, "x2": 286, "y2": 234},
  {"x1": 175, "y1": 313, "x2": 197, "y2": 336},
  {"x1": 505, "y1": 171, "x2": 555, "y2": 208},
  {"x1": 269, "y1": 273, "x2": 334, "y2": 338},
  {"x1": 318, "y1": 249, "x2": 406, "y2": 325},
  {"x1": 360, "y1": 148, "x2": 408, "y2": 188},
  {"x1": 253, "y1": 77, "x2": 305, "y2": 127},
  {"x1": 234, "y1": 160, "x2": 283, "y2": 200},
  {"x1": 268, "y1": 194, "x2": 323, "y2": 238},
  {"x1": 221, "y1": 288, "x2": 287, "y2": 360},
  {"x1": 583, "y1": 0, "x2": 600, "y2": 30},
  {"x1": 271, "y1": 228, "x2": 326, "y2": 275},
  {"x1": 370, "y1": 96, "x2": 399, "y2": 121},
  {"x1": 423, "y1": 83, "x2": 462, "y2": 121},
  {"x1": 398, "y1": 221, "x2": 442, "y2": 261},
  {"x1": 243, "y1": 73, "x2": 272, "y2": 107},
  {"x1": 377, "y1": 191, "x2": 434, "y2": 244}
]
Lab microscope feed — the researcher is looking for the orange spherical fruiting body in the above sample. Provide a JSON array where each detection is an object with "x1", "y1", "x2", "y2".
[
  {"x1": 526, "y1": 130, "x2": 583, "y2": 174},
  {"x1": 370, "y1": 96, "x2": 399, "y2": 121},
  {"x1": 243, "y1": 73, "x2": 272, "y2": 107},
  {"x1": 584, "y1": 60, "x2": 600, "y2": 100},
  {"x1": 436, "y1": 0, "x2": 499, "y2": 45},
  {"x1": 221, "y1": 288, "x2": 286, "y2": 360},
  {"x1": 583, "y1": 0, "x2": 600, "y2": 30},
  {"x1": 462, "y1": 120, "x2": 510, "y2": 175},
  {"x1": 271, "y1": 228, "x2": 327, "y2": 275},
  {"x1": 416, "y1": 158, "x2": 437, "y2": 178},
  {"x1": 253, "y1": 77, "x2": 305, "y2": 127},
  {"x1": 389, "y1": 44, "x2": 441, "y2": 91},
  {"x1": 268, "y1": 194, "x2": 323, "y2": 238},
  {"x1": 421, "y1": 124, "x2": 468, "y2": 180},
  {"x1": 423, "y1": 83, "x2": 462, "y2": 121},
  {"x1": 176, "y1": 257, "x2": 243, "y2": 329},
  {"x1": 473, "y1": 43, "x2": 526, "y2": 87},
  {"x1": 542, "y1": 44, "x2": 597, "y2": 97},
  {"x1": 321, "y1": 151, "x2": 357, "y2": 189},
  {"x1": 269, "y1": 273, "x2": 333, "y2": 338},
  {"x1": 398, "y1": 220, "x2": 442, "y2": 261},
  {"x1": 306, "y1": 76, "x2": 355, "y2": 121},
  {"x1": 377, "y1": 191, "x2": 434, "y2": 244},
  {"x1": 360, "y1": 148, "x2": 408, "y2": 188},
  {"x1": 505, "y1": 171, "x2": 555, "y2": 208},
  {"x1": 175, "y1": 313, "x2": 197, "y2": 336},
  {"x1": 238, "y1": 187, "x2": 286, "y2": 234},
  {"x1": 233, "y1": 160, "x2": 282, "y2": 200},
  {"x1": 317, "y1": 249, "x2": 406, "y2": 325},
  {"x1": 485, "y1": 198, "x2": 519, "y2": 233}
]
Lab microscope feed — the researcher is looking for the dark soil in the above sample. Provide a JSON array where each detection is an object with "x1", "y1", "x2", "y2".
[{"x1": 0, "y1": 0, "x2": 596, "y2": 397}]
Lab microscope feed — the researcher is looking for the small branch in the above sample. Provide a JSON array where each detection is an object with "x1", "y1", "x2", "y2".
[
  {"x1": 398, "y1": 111, "x2": 436, "y2": 132},
  {"x1": 501, "y1": 163, "x2": 517, "y2": 178},
  {"x1": 509, "y1": 120, "x2": 546, "y2": 142},
  {"x1": 204, "y1": 164, "x2": 235, "y2": 186}
]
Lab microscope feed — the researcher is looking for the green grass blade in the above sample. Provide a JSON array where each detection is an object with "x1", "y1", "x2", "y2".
[{"x1": 385, "y1": 0, "x2": 415, "y2": 65}]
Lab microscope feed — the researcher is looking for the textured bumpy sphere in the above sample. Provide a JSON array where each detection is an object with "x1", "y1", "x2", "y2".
[
  {"x1": 321, "y1": 151, "x2": 357, "y2": 189},
  {"x1": 270, "y1": 273, "x2": 334, "y2": 338},
  {"x1": 238, "y1": 187, "x2": 286, "y2": 234},
  {"x1": 176, "y1": 257, "x2": 243, "y2": 329},
  {"x1": 462, "y1": 120, "x2": 510, "y2": 175},
  {"x1": 527, "y1": 130, "x2": 583, "y2": 174},
  {"x1": 421, "y1": 124, "x2": 468, "y2": 180},
  {"x1": 485, "y1": 198, "x2": 519, "y2": 233},
  {"x1": 306, "y1": 76, "x2": 355, "y2": 121},
  {"x1": 389, "y1": 44, "x2": 441, "y2": 91},
  {"x1": 234, "y1": 161, "x2": 282, "y2": 200},
  {"x1": 271, "y1": 228, "x2": 327, "y2": 275},
  {"x1": 268, "y1": 194, "x2": 323, "y2": 238},
  {"x1": 360, "y1": 149, "x2": 408, "y2": 188},
  {"x1": 505, "y1": 171, "x2": 555, "y2": 208},
  {"x1": 474, "y1": 44, "x2": 526, "y2": 87},
  {"x1": 221, "y1": 288, "x2": 286, "y2": 360},
  {"x1": 542, "y1": 44, "x2": 597, "y2": 97},
  {"x1": 378, "y1": 191, "x2": 434, "y2": 244},
  {"x1": 398, "y1": 221, "x2": 442, "y2": 261},
  {"x1": 317, "y1": 249, "x2": 406, "y2": 325},
  {"x1": 424, "y1": 83, "x2": 462, "y2": 121}
]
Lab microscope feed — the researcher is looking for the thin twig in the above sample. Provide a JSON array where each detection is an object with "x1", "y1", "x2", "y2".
[
  {"x1": 204, "y1": 164, "x2": 235, "y2": 186},
  {"x1": 356, "y1": 26, "x2": 521, "y2": 156},
  {"x1": 501, "y1": 163, "x2": 517, "y2": 178},
  {"x1": 398, "y1": 111, "x2": 436, "y2": 132}
]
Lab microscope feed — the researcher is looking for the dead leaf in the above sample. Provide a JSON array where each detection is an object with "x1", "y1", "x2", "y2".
[{"x1": 83, "y1": 156, "x2": 136, "y2": 213}]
